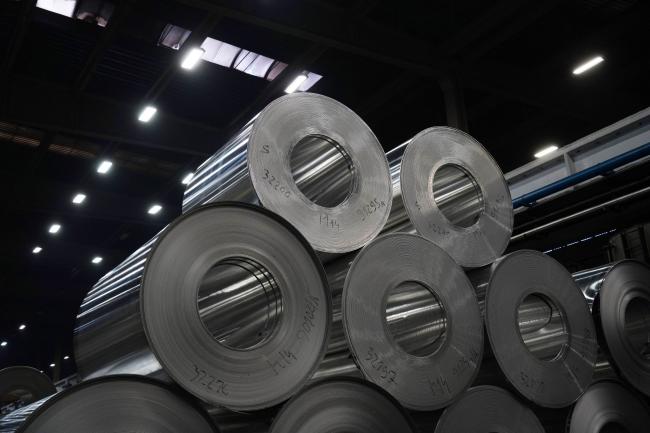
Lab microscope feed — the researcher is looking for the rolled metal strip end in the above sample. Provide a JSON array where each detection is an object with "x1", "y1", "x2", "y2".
[
  {"x1": 269, "y1": 378, "x2": 417, "y2": 433},
  {"x1": 399, "y1": 127, "x2": 513, "y2": 268},
  {"x1": 141, "y1": 202, "x2": 331, "y2": 410},
  {"x1": 247, "y1": 92, "x2": 393, "y2": 254},
  {"x1": 343, "y1": 233, "x2": 484, "y2": 410},
  {"x1": 568, "y1": 380, "x2": 650, "y2": 433},
  {"x1": 484, "y1": 250, "x2": 598, "y2": 407},
  {"x1": 434, "y1": 386, "x2": 545, "y2": 433}
]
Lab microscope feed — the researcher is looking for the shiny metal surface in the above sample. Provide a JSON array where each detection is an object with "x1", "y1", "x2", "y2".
[
  {"x1": 74, "y1": 203, "x2": 331, "y2": 410},
  {"x1": 568, "y1": 380, "x2": 650, "y2": 433},
  {"x1": 269, "y1": 378, "x2": 417, "y2": 433},
  {"x1": 434, "y1": 386, "x2": 545, "y2": 433},
  {"x1": 473, "y1": 250, "x2": 598, "y2": 407},
  {"x1": 343, "y1": 233, "x2": 484, "y2": 410},
  {"x1": 573, "y1": 260, "x2": 650, "y2": 396},
  {"x1": 385, "y1": 127, "x2": 512, "y2": 268},
  {"x1": 183, "y1": 93, "x2": 392, "y2": 254},
  {"x1": 0, "y1": 376, "x2": 218, "y2": 433},
  {"x1": 0, "y1": 367, "x2": 56, "y2": 409}
]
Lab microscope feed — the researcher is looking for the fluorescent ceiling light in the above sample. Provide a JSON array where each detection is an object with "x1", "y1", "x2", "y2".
[
  {"x1": 64, "y1": 355, "x2": 70, "y2": 360},
  {"x1": 138, "y1": 106, "x2": 158, "y2": 123},
  {"x1": 534, "y1": 145, "x2": 559, "y2": 159},
  {"x1": 72, "y1": 193, "x2": 86, "y2": 204},
  {"x1": 50, "y1": 363, "x2": 56, "y2": 368},
  {"x1": 181, "y1": 172, "x2": 194, "y2": 185},
  {"x1": 572, "y1": 56, "x2": 604, "y2": 75},
  {"x1": 91, "y1": 256, "x2": 103, "y2": 264},
  {"x1": 97, "y1": 160, "x2": 113, "y2": 174},
  {"x1": 181, "y1": 47, "x2": 205, "y2": 70},
  {"x1": 285, "y1": 73, "x2": 308, "y2": 93},
  {"x1": 148, "y1": 204, "x2": 163, "y2": 215},
  {"x1": 32, "y1": 246, "x2": 43, "y2": 254},
  {"x1": 0, "y1": 341, "x2": 6, "y2": 347},
  {"x1": 49, "y1": 223, "x2": 61, "y2": 234},
  {"x1": 36, "y1": 0, "x2": 77, "y2": 18},
  {"x1": 18, "y1": 324, "x2": 26, "y2": 331}
]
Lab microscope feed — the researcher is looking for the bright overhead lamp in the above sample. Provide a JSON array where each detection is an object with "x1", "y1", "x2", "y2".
[
  {"x1": 64, "y1": 355, "x2": 70, "y2": 360},
  {"x1": 97, "y1": 160, "x2": 113, "y2": 174},
  {"x1": 48, "y1": 223, "x2": 61, "y2": 234},
  {"x1": 1, "y1": 341, "x2": 7, "y2": 347},
  {"x1": 285, "y1": 73, "x2": 308, "y2": 93},
  {"x1": 534, "y1": 145, "x2": 559, "y2": 159},
  {"x1": 572, "y1": 55, "x2": 604, "y2": 75},
  {"x1": 72, "y1": 193, "x2": 86, "y2": 204},
  {"x1": 148, "y1": 204, "x2": 163, "y2": 215},
  {"x1": 181, "y1": 172, "x2": 194, "y2": 185},
  {"x1": 181, "y1": 47, "x2": 205, "y2": 70},
  {"x1": 91, "y1": 256, "x2": 103, "y2": 264},
  {"x1": 18, "y1": 324, "x2": 26, "y2": 331},
  {"x1": 49, "y1": 363, "x2": 55, "y2": 368},
  {"x1": 138, "y1": 106, "x2": 158, "y2": 123},
  {"x1": 32, "y1": 246, "x2": 43, "y2": 254}
]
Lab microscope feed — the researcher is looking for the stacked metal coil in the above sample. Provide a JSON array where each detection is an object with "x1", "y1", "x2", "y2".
[{"x1": 0, "y1": 367, "x2": 56, "y2": 415}]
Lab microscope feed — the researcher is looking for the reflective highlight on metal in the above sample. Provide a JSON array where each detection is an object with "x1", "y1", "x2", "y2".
[
  {"x1": 269, "y1": 378, "x2": 417, "y2": 433},
  {"x1": 0, "y1": 367, "x2": 56, "y2": 410},
  {"x1": 74, "y1": 203, "x2": 331, "y2": 410},
  {"x1": 478, "y1": 250, "x2": 597, "y2": 407},
  {"x1": 573, "y1": 260, "x2": 650, "y2": 396},
  {"x1": 434, "y1": 386, "x2": 545, "y2": 433},
  {"x1": 0, "y1": 376, "x2": 218, "y2": 433},
  {"x1": 183, "y1": 92, "x2": 392, "y2": 254},
  {"x1": 385, "y1": 127, "x2": 512, "y2": 268},
  {"x1": 568, "y1": 380, "x2": 650, "y2": 433},
  {"x1": 343, "y1": 233, "x2": 483, "y2": 410}
]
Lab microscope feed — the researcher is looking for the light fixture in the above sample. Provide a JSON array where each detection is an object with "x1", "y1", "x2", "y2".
[
  {"x1": 18, "y1": 324, "x2": 26, "y2": 331},
  {"x1": 91, "y1": 256, "x2": 103, "y2": 264},
  {"x1": 72, "y1": 193, "x2": 86, "y2": 205},
  {"x1": 49, "y1": 363, "x2": 55, "y2": 368},
  {"x1": 572, "y1": 55, "x2": 604, "y2": 75},
  {"x1": 32, "y1": 246, "x2": 43, "y2": 254},
  {"x1": 1, "y1": 341, "x2": 7, "y2": 347},
  {"x1": 138, "y1": 106, "x2": 158, "y2": 123},
  {"x1": 534, "y1": 145, "x2": 559, "y2": 159},
  {"x1": 48, "y1": 223, "x2": 61, "y2": 234},
  {"x1": 181, "y1": 172, "x2": 194, "y2": 185},
  {"x1": 181, "y1": 47, "x2": 205, "y2": 70},
  {"x1": 285, "y1": 73, "x2": 308, "y2": 93},
  {"x1": 148, "y1": 204, "x2": 163, "y2": 215},
  {"x1": 97, "y1": 160, "x2": 113, "y2": 174},
  {"x1": 64, "y1": 355, "x2": 70, "y2": 360}
]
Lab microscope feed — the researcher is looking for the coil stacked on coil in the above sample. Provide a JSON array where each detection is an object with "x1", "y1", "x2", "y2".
[
  {"x1": 183, "y1": 92, "x2": 392, "y2": 255},
  {"x1": 434, "y1": 386, "x2": 545, "y2": 433},
  {"x1": 74, "y1": 203, "x2": 331, "y2": 411},
  {"x1": 0, "y1": 376, "x2": 218, "y2": 433},
  {"x1": 342, "y1": 233, "x2": 484, "y2": 410},
  {"x1": 0, "y1": 367, "x2": 56, "y2": 412},
  {"x1": 385, "y1": 127, "x2": 512, "y2": 268},
  {"x1": 269, "y1": 378, "x2": 417, "y2": 433}
]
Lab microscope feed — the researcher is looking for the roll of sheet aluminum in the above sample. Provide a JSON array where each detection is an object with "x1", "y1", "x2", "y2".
[
  {"x1": 567, "y1": 380, "x2": 650, "y2": 433},
  {"x1": 0, "y1": 367, "x2": 56, "y2": 410},
  {"x1": 74, "y1": 203, "x2": 331, "y2": 411},
  {"x1": 383, "y1": 127, "x2": 512, "y2": 268},
  {"x1": 573, "y1": 260, "x2": 650, "y2": 396},
  {"x1": 480, "y1": 250, "x2": 598, "y2": 407},
  {"x1": 269, "y1": 378, "x2": 416, "y2": 433},
  {"x1": 434, "y1": 386, "x2": 545, "y2": 433},
  {"x1": 343, "y1": 233, "x2": 484, "y2": 410},
  {"x1": 183, "y1": 93, "x2": 392, "y2": 255},
  {"x1": 0, "y1": 375, "x2": 218, "y2": 433}
]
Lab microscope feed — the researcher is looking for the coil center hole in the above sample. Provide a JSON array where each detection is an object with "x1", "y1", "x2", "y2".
[
  {"x1": 432, "y1": 164, "x2": 484, "y2": 228},
  {"x1": 599, "y1": 422, "x2": 631, "y2": 433},
  {"x1": 517, "y1": 293, "x2": 569, "y2": 362},
  {"x1": 197, "y1": 257, "x2": 282, "y2": 351},
  {"x1": 384, "y1": 281, "x2": 447, "y2": 357},
  {"x1": 624, "y1": 296, "x2": 650, "y2": 361},
  {"x1": 290, "y1": 134, "x2": 356, "y2": 208}
]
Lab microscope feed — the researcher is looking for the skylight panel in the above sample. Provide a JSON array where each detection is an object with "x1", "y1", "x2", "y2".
[
  {"x1": 158, "y1": 24, "x2": 191, "y2": 51},
  {"x1": 201, "y1": 38, "x2": 241, "y2": 67},
  {"x1": 37, "y1": 0, "x2": 77, "y2": 18}
]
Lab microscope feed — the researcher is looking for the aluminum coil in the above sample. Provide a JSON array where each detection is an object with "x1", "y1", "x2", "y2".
[
  {"x1": 74, "y1": 203, "x2": 331, "y2": 410},
  {"x1": 567, "y1": 380, "x2": 650, "y2": 433},
  {"x1": 269, "y1": 378, "x2": 416, "y2": 433},
  {"x1": 0, "y1": 376, "x2": 218, "y2": 433},
  {"x1": 343, "y1": 233, "x2": 484, "y2": 410},
  {"x1": 477, "y1": 250, "x2": 598, "y2": 407},
  {"x1": 0, "y1": 367, "x2": 56, "y2": 409},
  {"x1": 384, "y1": 127, "x2": 512, "y2": 268},
  {"x1": 434, "y1": 386, "x2": 545, "y2": 433},
  {"x1": 573, "y1": 260, "x2": 650, "y2": 396},
  {"x1": 183, "y1": 93, "x2": 392, "y2": 254}
]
